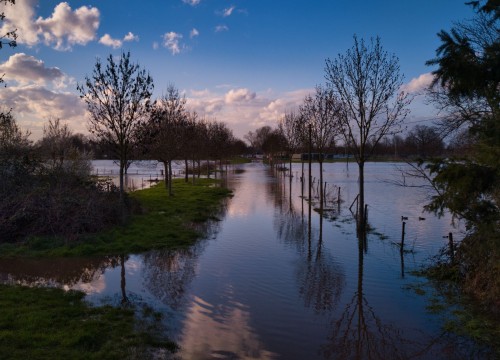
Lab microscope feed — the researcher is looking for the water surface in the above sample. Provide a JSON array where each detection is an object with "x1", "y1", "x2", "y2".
[{"x1": 2, "y1": 161, "x2": 480, "y2": 359}]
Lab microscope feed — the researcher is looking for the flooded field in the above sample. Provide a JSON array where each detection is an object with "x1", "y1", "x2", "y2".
[{"x1": 1, "y1": 161, "x2": 482, "y2": 359}]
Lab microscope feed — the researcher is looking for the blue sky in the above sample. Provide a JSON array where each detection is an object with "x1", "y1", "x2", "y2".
[{"x1": 0, "y1": 0, "x2": 475, "y2": 140}]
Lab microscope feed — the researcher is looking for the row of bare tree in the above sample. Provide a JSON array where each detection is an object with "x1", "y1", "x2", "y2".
[
  {"x1": 135, "y1": 85, "x2": 244, "y2": 196},
  {"x1": 243, "y1": 36, "x2": 412, "y2": 232},
  {"x1": 77, "y1": 52, "x2": 246, "y2": 198}
]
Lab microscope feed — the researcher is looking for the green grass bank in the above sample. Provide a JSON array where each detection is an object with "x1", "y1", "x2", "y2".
[
  {"x1": 0, "y1": 178, "x2": 232, "y2": 257},
  {"x1": 0, "y1": 285, "x2": 176, "y2": 359}
]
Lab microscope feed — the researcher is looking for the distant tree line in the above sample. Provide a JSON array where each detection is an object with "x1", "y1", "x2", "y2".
[{"x1": 247, "y1": 122, "x2": 452, "y2": 160}]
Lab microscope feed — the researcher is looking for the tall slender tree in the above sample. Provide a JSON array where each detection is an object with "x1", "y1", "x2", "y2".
[
  {"x1": 300, "y1": 85, "x2": 342, "y2": 207},
  {"x1": 278, "y1": 110, "x2": 301, "y2": 178},
  {"x1": 139, "y1": 85, "x2": 187, "y2": 196},
  {"x1": 325, "y1": 36, "x2": 411, "y2": 231},
  {"x1": 78, "y1": 52, "x2": 154, "y2": 198}
]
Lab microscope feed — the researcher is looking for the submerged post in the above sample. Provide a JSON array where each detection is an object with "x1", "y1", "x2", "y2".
[
  {"x1": 448, "y1": 232, "x2": 454, "y2": 263},
  {"x1": 324, "y1": 181, "x2": 327, "y2": 207},
  {"x1": 364, "y1": 204, "x2": 368, "y2": 228},
  {"x1": 401, "y1": 221, "x2": 406, "y2": 251},
  {"x1": 308, "y1": 124, "x2": 312, "y2": 203}
]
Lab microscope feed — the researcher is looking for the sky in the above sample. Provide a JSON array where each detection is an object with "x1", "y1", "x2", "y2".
[{"x1": 0, "y1": 0, "x2": 476, "y2": 141}]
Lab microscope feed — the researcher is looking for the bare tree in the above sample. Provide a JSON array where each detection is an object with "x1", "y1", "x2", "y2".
[
  {"x1": 300, "y1": 85, "x2": 342, "y2": 208},
  {"x1": 139, "y1": 85, "x2": 187, "y2": 196},
  {"x1": 244, "y1": 126, "x2": 273, "y2": 154},
  {"x1": 77, "y1": 52, "x2": 154, "y2": 198},
  {"x1": 261, "y1": 128, "x2": 286, "y2": 166},
  {"x1": 325, "y1": 36, "x2": 411, "y2": 231},
  {"x1": 278, "y1": 110, "x2": 302, "y2": 177},
  {"x1": 404, "y1": 125, "x2": 444, "y2": 158},
  {"x1": 0, "y1": 109, "x2": 30, "y2": 157},
  {"x1": 37, "y1": 118, "x2": 73, "y2": 169},
  {"x1": 208, "y1": 121, "x2": 233, "y2": 176}
]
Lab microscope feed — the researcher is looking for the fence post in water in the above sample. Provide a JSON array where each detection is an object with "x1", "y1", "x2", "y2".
[
  {"x1": 364, "y1": 204, "x2": 368, "y2": 228},
  {"x1": 448, "y1": 232, "x2": 454, "y2": 263},
  {"x1": 324, "y1": 182, "x2": 327, "y2": 207},
  {"x1": 401, "y1": 221, "x2": 406, "y2": 252}
]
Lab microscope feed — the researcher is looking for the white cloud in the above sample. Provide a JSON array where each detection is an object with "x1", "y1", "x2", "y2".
[
  {"x1": 222, "y1": 6, "x2": 236, "y2": 17},
  {"x1": 182, "y1": 0, "x2": 201, "y2": 6},
  {"x1": 152, "y1": 41, "x2": 159, "y2": 50},
  {"x1": 163, "y1": 31, "x2": 183, "y2": 55},
  {"x1": 0, "y1": 0, "x2": 39, "y2": 46},
  {"x1": 402, "y1": 72, "x2": 434, "y2": 94},
  {"x1": 0, "y1": 53, "x2": 64, "y2": 85},
  {"x1": 225, "y1": 88, "x2": 256, "y2": 104},
  {"x1": 36, "y1": 2, "x2": 100, "y2": 50},
  {"x1": 124, "y1": 32, "x2": 139, "y2": 42},
  {"x1": 99, "y1": 34, "x2": 122, "y2": 49},
  {"x1": 215, "y1": 25, "x2": 229, "y2": 33},
  {"x1": 190, "y1": 28, "x2": 199, "y2": 39},
  {"x1": 99, "y1": 32, "x2": 139, "y2": 48},
  {"x1": 0, "y1": 1, "x2": 100, "y2": 50}
]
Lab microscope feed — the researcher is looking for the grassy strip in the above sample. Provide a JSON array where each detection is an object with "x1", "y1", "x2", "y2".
[
  {"x1": 1, "y1": 178, "x2": 232, "y2": 257},
  {"x1": 229, "y1": 156, "x2": 252, "y2": 164},
  {"x1": 0, "y1": 285, "x2": 176, "y2": 359}
]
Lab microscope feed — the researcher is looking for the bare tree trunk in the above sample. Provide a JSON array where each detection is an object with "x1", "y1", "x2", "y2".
[
  {"x1": 319, "y1": 158, "x2": 324, "y2": 211},
  {"x1": 206, "y1": 159, "x2": 210, "y2": 178},
  {"x1": 184, "y1": 159, "x2": 189, "y2": 183},
  {"x1": 192, "y1": 159, "x2": 196, "y2": 184},
  {"x1": 163, "y1": 161, "x2": 171, "y2": 191},
  {"x1": 119, "y1": 158, "x2": 126, "y2": 199},
  {"x1": 168, "y1": 160, "x2": 173, "y2": 196},
  {"x1": 358, "y1": 161, "x2": 365, "y2": 233},
  {"x1": 308, "y1": 124, "x2": 312, "y2": 202},
  {"x1": 301, "y1": 158, "x2": 304, "y2": 183}
]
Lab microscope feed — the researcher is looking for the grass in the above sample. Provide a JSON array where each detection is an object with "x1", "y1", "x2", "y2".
[
  {"x1": 229, "y1": 156, "x2": 252, "y2": 164},
  {"x1": 0, "y1": 178, "x2": 232, "y2": 257},
  {"x1": 0, "y1": 284, "x2": 176, "y2": 359}
]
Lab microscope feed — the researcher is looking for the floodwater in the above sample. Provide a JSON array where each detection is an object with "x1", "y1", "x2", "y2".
[
  {"x1": 0, "y1": 161, "x2": 486, "y2": 359},
  {"x1": 91, "y1": 159, "x2": 185, "y2": 191}
]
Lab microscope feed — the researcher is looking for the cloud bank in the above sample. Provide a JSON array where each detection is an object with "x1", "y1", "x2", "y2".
[
  {"x1": 0, "y1": 0, "x2": 100, "y2": 50},
  {"x1": 0, "y1": 54, "x2": 86, "y2": 138}
]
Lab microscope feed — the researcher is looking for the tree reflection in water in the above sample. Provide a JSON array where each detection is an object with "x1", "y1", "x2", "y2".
[
  {"x1": 142, "y1": 206, "x2": 225, "y2": 310},
  {"x1": 270, "y1": 165, "x2": 464, "y2": 359},
  {"x1": 322, "y1": 234, "x2": 413, "y2": 360},
  {"x1": 271, "y1": 167, "x2": 345, "y2": 315},
  {"x1": 142, "y1": 246, "x2": 201, "y2": 310}
]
